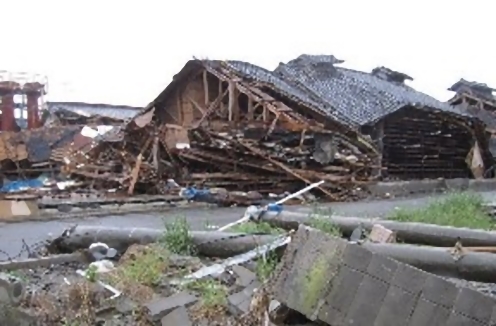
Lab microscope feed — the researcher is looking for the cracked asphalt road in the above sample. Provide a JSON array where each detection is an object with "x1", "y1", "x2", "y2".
[{"x1": 1, "y1": 190, "x2": 495, "y2": 259}]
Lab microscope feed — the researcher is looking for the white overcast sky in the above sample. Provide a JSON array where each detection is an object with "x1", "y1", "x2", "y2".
[{"x1": 1, "y1": 0, "x2": 494, "y2": 107}]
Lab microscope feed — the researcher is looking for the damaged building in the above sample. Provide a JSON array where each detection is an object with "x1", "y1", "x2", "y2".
[
  {"x1": 273, "y1": 56, "x2": 492, "y2": 180},
  {"x1": 448, "y1": 79, "x2": 496, "y2": 165},
  {"x1": 64, "y1": 55, "x2": 492, "y2": 200},
  {"x1": 46, "y1": 102, "x2": 141, "y2": 126}
]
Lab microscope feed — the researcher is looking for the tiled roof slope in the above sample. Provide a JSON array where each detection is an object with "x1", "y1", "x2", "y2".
[
  {"x1": 222, "y1": 55, "x2": 471, "y2": 127},
  {"x1": 222, "y1": 60, "x2": 356, "y2": 126}
]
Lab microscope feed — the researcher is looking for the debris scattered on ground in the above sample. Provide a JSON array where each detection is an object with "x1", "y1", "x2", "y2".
[{"x1": 5, "y1": 191, "x2": 496, "y2": 325}]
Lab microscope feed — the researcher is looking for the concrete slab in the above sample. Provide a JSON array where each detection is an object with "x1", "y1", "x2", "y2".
[
  {"x1": 232, "y1": 265, "x2": 257, "y2": 287},
  {"x1": 160, "y1": 306, "x2": 193, "y2": 326},
  {"x1": 145, "y1": 291, "x2": 197, "y2": 322}
]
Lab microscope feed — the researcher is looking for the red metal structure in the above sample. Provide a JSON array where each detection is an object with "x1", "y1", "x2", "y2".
[{"x1": 0, "y1": 71, "x2": 48, "y2": 131}]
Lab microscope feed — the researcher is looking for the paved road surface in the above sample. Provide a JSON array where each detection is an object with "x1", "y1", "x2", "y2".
[{"x1": 1, "y1": 191, "x2": 495, "y2": 259}]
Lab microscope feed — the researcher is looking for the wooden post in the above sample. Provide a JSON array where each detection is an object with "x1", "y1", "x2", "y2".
[
  {"x1": 372, "y1": 120, "x2": 384, "y2": 179},
  {"x1": 218, "y1": 79, "x2": 225, "y2": 113},
  {"x1": 228, "y1": 81, "x2": 236, "y2": 121},
  {"x1": 203, "y1": 70, "x2": 209, "y2": 107},
  {"x1": 247, "y1": 96, "x2": 254, "y2": 121}
]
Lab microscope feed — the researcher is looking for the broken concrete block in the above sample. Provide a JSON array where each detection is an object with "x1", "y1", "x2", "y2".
[
  {"x1": 232, "y1": 265, "x2": 257, "y2": 287},
  {"x1": 272, "y1": 226, "x2": 347, "y2": 319},
  {"x1": 0, "y1": 273, "x2": 25, "y2": 306},
  {"x1": 160, "y1": 306, "x2": 192, "y2": 326},
  {"x1": 227, "y1": 281, "x2": 260, "y2": 316},
  {"x1": 272, "y1": 225, "x2": 496, "y2": 325},
  {"x1": 368, "y1": 224, "x2": 395, "y2": 243},
  {"x1": 145, "y1": 291, "x2": 197, "y2": 322}
]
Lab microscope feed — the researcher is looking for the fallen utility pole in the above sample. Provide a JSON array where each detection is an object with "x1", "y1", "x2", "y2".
[
  {"x1": 0, "y1": 251, "x2": 91, "y2": 271},
  {"x1": 258, "y1": 211, "x2": 496, "y2": 247},
  {"x1": 362, "y1": 242, "x2": 496, "y2": 283},
  {"x1": 48, "y1": 225, "x2": 279, "y2": 258}
]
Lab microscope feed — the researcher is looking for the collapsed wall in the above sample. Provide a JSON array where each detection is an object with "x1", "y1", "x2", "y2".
[{"x1": 271, "y1": 226, "x2": 496, "y2": 326}]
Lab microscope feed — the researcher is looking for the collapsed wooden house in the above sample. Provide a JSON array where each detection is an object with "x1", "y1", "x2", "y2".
[
  {"x1": 274, "y1": 56, "x2": 493, "y2": 180},
  {"x1": 60, "y1": 55, "x2": 493, "y2": 200}
]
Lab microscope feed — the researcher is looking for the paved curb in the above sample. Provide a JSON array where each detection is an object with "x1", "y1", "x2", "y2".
[{"x1": 367, "y1": 179, "x2": 496, "y2": 197}]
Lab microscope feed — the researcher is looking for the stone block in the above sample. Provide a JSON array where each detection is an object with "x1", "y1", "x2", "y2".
[
  {"x1": 232, "y1": 265, "x2": 257, "y2": 287},
  {"x1": 366, "y1": 253, "x2": 398, "y2": 283},
  {"x1": 161, "y1": 306, "x2": 192, "y2": 326},
  {"x1": 453, "y1": 287, "x2": 496, "y2": 324},
  {"x1": 445, "y1": 312, "x2": 483, "y2": 326},
  {"x1": 391, "y1": 263, "x2": 428, "y2": 295},
  {"x1": 342, "y1": 242, "x2": 372, "y2": 272},
  {"x1": 421, "y1": 275, "x2": 459, "y2": 308},
  {"x1": 320, "y1": 265, "x2": 363, "y2": 315},
  {"x1": 227, "y1": 281, "x2": 260, "y2": 316},
  {"x1": 145, "y1": 291, "x2": 198, "y2": 322},
  {"x1": 344, "y1": 275, "x2": 389, "y2": 326},
  {"x1": 373, "y1": 286, "x2": 417, "y2": 326},
  {"x1": 408, "y1": 299, "x2": 451, "y2": 326}
]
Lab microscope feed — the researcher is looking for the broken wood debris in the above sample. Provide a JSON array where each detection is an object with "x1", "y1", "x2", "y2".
[{"x1": 49, "y1": 60, "x2": 379, "y2": 202}]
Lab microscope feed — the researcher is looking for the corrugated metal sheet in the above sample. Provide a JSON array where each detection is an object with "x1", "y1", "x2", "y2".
[
  {"x1": 0, "y1": 125, "x2": 83, "y2": 162},
  {"x1": 47, "y1": 102, "x2": 141, "y2": 120}
]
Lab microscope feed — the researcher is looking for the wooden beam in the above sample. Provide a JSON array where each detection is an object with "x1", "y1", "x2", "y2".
[
  {"x1": 194, "y1": 88, "x2": 229, "y2": 127},
  {"x1": 188, "y1": 96, "x2": 206, "y2": 115},
  {"x1": 203, "y1": 70, "x2": 209, "y2": 107}
]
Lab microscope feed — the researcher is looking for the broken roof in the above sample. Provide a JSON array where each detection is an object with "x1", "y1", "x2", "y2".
[
  {"x1": 223, "y1": 55, "x2": 472, "y2": 127},
  {"x1": 275, "y1": 55, "x2": 469, "y2": 126},
  {"x1": 47, "y1": 102, "x2": 141, "y2": 121},
  {"x1": 448, "y1": 78, "x2": 496, "y2": 104},
  {"x1": 145, "y1": 55, "x2": 475, "y2": 129}
]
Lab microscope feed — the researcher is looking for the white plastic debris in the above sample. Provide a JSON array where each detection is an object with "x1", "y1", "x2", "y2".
[
  {"x1": 88, "y1": 242, "x2": 117, "y2": 261},
  {"x1": 76, "y1": 269, "x2": 121, "y2": 300},
  {"x1": 89, "y1": 260, "x2": 115, "y2": 273},
  {"x1": 171, "y1": 235, "x2": 291, "y2": 286}
]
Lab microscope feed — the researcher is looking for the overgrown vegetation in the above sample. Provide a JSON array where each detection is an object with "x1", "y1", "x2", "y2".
[
  {"x1": 186, "y1": 279, "x2": 228, "y2": 309},
  {"x1": 389, "y1": 191, "x2": 493, "y2": 229},
  {"x1": 116, "y1": 244, "x2": 170, "y2": 286},
  {"x1": 231, "y1": 221, "x2": 283, "y2": 234},
  {"x1": 162, "y1": 216, "x2": 197, "y2": 255},
  {"x1": 307, "y1": 215, "x2": 342, "y2": 237},
  {"x1": 256, "y1": 251, "x2": 279, "y2": 282}
]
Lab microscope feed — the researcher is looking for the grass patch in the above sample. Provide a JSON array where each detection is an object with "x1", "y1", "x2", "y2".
[
  {"x1": 161, "y1": 216, "x2": 197, "y2": 255},
  {"x1": 389, "y1": 192, "x2": 493, "y2": 229},
  {"x1": 307, "y1": 215, "x2": 342, "y2": 237},
  {"x1": 256, "y1": 251, "x2": 279, "y2": 282},
  {"x1": 230, "y1": 221, "x2": 283, "y2": 234},
  {"x1": 186, "y1": 279, "x2": 228, "y2": 309},
  {"x1": 116, "y1": 244, "x2": 170, "y2": 286}
]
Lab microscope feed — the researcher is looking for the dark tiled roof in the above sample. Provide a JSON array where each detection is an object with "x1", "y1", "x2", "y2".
[
  {"x1": 220, "y1": 60, "x2": 355, "y2": 126},
  {"x1": 271, "y1": 55, "x2": 468, "y2": 126},
  {"x1": 448, "y1": 79, "x2": 496, "y2": 104}
]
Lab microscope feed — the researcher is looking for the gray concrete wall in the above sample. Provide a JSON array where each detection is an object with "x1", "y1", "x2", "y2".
[{"x1": 272, "y1": 226, "x2": 496, "y2": 326}]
